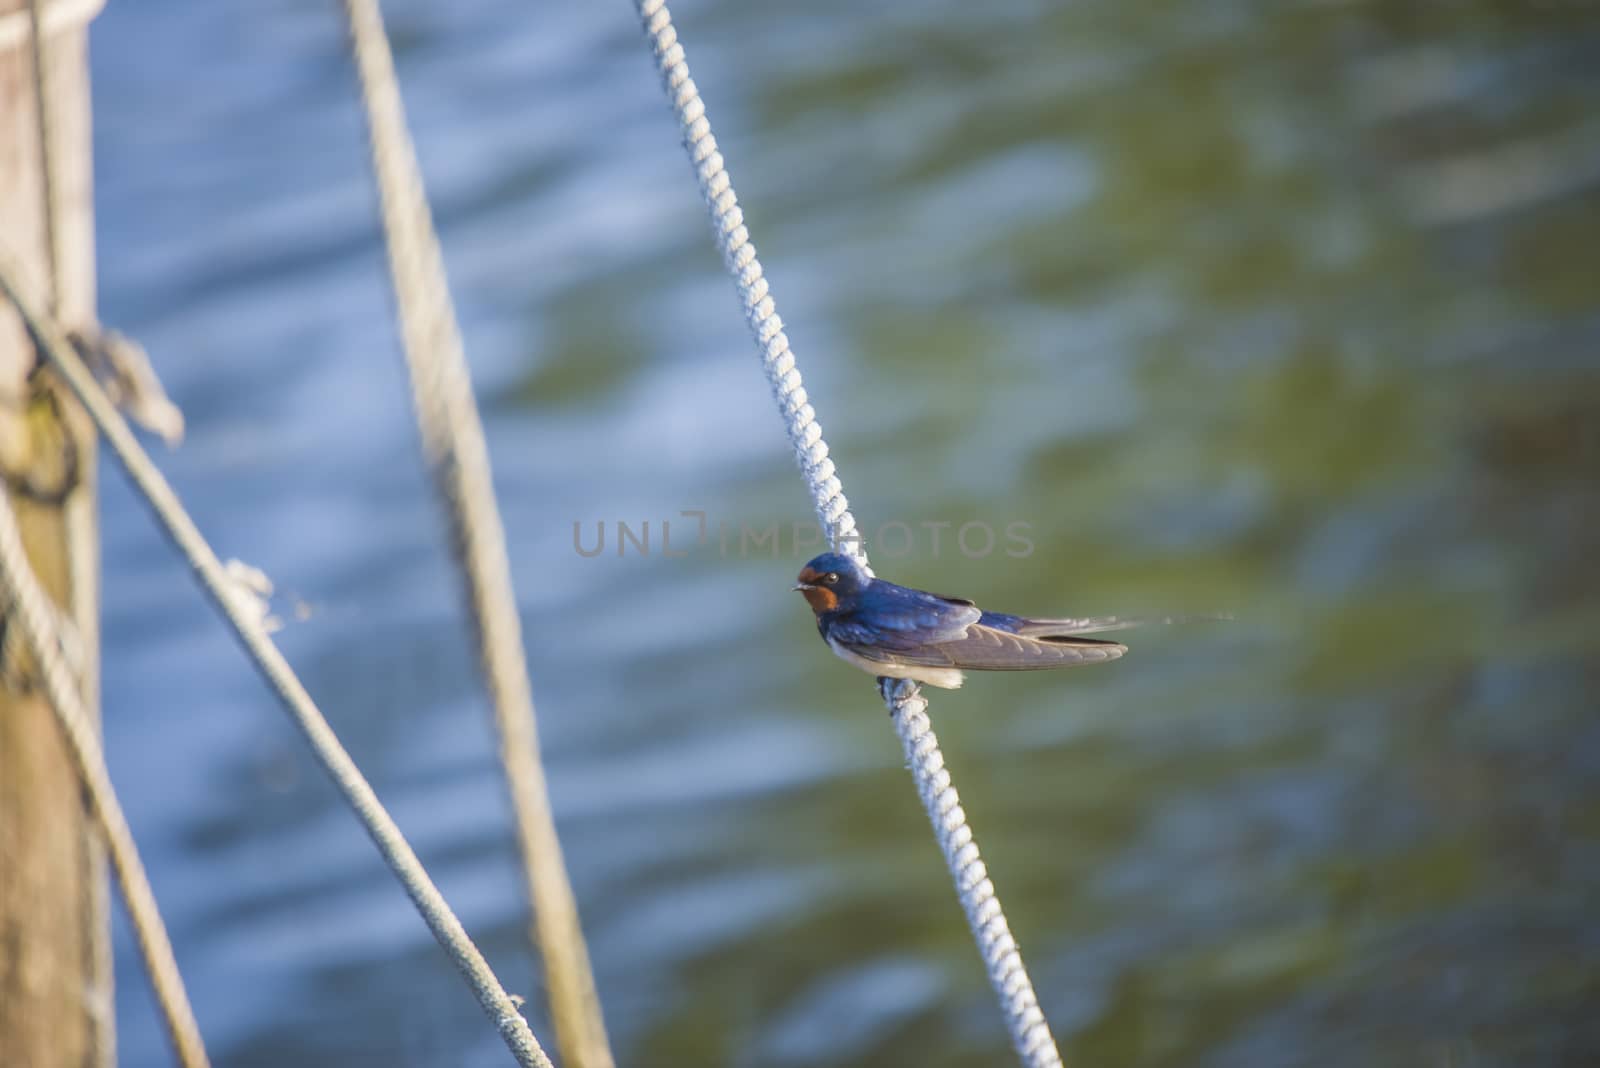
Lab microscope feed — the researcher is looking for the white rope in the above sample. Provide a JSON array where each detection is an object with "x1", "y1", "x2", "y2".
[
  {"x1": 0, "y1": 472, "x2": 209, "y2": 1068},
  {"x1": 632, "y1": 1, "x2": 863, "y2": 559},
  {"x1": 338, "y1": 2, "x2": 612, "y2": 1064},
  {"x1": 0, "y1": 258, "x2": 555, "y2": 1068},
  {"x1": 881, "y1": 680, "x2": 1061, "y2": 1064},
  {"x1": 632, "y1": 3, "x2": 1064, "y2": 1064}
]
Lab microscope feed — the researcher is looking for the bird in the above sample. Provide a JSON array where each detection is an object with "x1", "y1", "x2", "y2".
[{"x1": 792, "y1": 550, "x2": 1134, "y2": 689}]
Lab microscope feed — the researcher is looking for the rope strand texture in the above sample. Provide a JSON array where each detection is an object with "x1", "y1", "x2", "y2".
[
  {"x1": 338, "y1": 2, "x2": 613, "y2": 1065},
  {"x1": 881, "y1": 679, "x2": 1061, "y2": 1065},
  {"x1": 633, "y1": 3, "x2": 1062, "y2": 1064},
  {"x1": 0, "y1": 258, "x2": 554, "y2": 1068},
  {"x1": 636, "y1": 1, "x2": 862, "y2": 556}
]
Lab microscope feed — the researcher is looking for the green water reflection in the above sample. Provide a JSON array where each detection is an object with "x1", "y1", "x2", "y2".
[{"x1": 570, "y1": 2, "x2": 1600, "y2": 1065}]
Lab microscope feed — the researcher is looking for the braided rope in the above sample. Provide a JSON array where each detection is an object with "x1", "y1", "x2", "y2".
[
  {"x1": 633, "y1": 3, "x2": 1062, "y2": 1064},
  {"x1": 881, "y1": 679, "x2": 1061, "y2": 1064},
  {"x1": 635, "y1": 0, "x2": 862, "y2": 558}
]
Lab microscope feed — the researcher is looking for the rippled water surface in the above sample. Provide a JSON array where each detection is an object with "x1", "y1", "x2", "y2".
[{"x1": 91, "y1": 1, "x2": 1600, "y2": 1065}]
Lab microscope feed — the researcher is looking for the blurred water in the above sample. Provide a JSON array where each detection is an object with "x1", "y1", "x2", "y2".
[{"x1": 88, "y1": 1, "x2": 1600, "y2": 1066}]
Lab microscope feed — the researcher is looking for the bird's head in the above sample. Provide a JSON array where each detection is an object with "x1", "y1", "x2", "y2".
[{"x1": 792, "y1": 551, "x2": 870, "y2": 613}]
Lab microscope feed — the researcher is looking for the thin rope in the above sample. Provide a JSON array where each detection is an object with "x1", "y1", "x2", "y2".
[
  {"x1": 631, "y1": 3, "x2": 1064, "y2": 1064},
  {"x1": 0, "y1": 488, "x2": 209, "y2": 1068},
  {"x1": 0, "y1": 257, "x2": 555, "y2": 1068},
  {"x1": 338, "y1": 2, "x2": 612, "y2": 1065},
  {"x1": 632, "y1": 6, "x2": 863, "y2": 559},
  {"x1": 24, "y1": 1, "x2": 115, "y2": 1062},
  {"x1": 25, "y1": 0, "x2": 61, "y2": 308},
  {"x1": 881, "y1": 680, "x2": 1062, "y2": 1065}
]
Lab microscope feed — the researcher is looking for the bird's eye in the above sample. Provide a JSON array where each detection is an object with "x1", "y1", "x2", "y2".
[{"x1": 823, "y1": 572, "x2": 839, "y2": 585}]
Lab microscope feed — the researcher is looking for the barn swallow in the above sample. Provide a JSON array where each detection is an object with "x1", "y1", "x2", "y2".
[{"x1": 792, "y1": 551, "x2": 1133, "y2": 689}]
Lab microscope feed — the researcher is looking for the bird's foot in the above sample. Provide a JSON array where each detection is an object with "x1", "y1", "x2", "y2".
[{"x1": 877, "y1": 676, "x2": 921, "y2": 710}]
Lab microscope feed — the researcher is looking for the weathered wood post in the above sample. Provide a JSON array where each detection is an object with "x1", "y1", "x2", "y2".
[{"x1": 0, "y1": 1, "x2": 111, "y2": 1065}]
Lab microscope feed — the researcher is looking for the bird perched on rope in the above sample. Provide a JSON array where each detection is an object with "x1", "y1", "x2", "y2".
[{"x1": 792, "y1": 551, "x2": 1135, "y2": 689}]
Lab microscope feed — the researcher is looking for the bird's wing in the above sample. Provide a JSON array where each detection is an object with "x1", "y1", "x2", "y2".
[
  {"x1": 982, "y1": 611, "x2": 1231, "y2": 636},
  {"x1": 896, "y1": 623, "x2": 1127, "y2": 671},
  {"x1": 832, "y1": 615, "x2": 1125, "y2": 671},
  {"x1": 825, "y1": 593, "x2": 981, "y2": 658}
]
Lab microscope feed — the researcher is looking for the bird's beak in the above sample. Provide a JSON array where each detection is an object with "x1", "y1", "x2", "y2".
[{"x1": 792, "y1": 582, "x2": 815, "y2": 592}]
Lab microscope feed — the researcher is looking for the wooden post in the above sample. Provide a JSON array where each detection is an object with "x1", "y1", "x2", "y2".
[{"x1": 0, "y1": 1, "x2": 110, "y2": 1066}]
